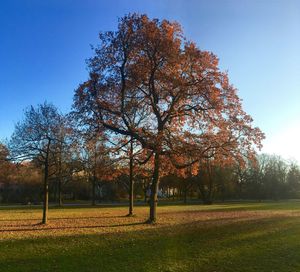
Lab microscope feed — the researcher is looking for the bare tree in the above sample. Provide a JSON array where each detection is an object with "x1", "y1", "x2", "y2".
[
  {"x1": 51, "y1": 114, "x2": 78, "y2": 206},
  {"x1": 9, "y1": 102, "x2": 62, "y2": 224}
]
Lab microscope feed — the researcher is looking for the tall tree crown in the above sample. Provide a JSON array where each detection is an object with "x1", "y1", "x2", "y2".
[
  {"x1": 74, "y1": 13, "x2": 264, "y2": 165},
  {"x1": 9, "y1": 102, "x2": 62, "y2": 162}
]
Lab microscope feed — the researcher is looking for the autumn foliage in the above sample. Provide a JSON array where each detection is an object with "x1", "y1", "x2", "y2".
[{"x1": 73, "y1": 14, "x2": 264, "y2": 222}]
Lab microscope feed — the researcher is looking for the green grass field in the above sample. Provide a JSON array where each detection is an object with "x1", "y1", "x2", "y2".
[{"x1": 1, "y1": 201, "x2": 300, "y2": 271}]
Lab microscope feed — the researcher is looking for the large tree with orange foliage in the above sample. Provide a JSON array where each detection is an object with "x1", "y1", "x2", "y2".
[{"x1": 73, "y1": 14, "x2": 264, "y2": 223}]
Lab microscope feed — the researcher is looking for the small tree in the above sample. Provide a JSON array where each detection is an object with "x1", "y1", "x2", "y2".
[
  {"x1": 78, "y1": 131, "x2": 116, "y2": 205},
  {"x1": 51, "y1": 114, "x2": 78, "y2": 206},
  {"x1": 9, "y1": 102, "x2": 62, "y2": 224}
]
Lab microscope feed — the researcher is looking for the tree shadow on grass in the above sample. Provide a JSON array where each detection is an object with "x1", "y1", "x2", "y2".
[
  {"x1": 0, "y1": 214, "x2": 246, "y2": 232},
  {"x1": 0, "y1": 218, "x2": 40, "y2": 222},
  {"x1": 0, "y1": 215, "x2": 127, "y2": 222},
  {"x1": 0, "y1": 221, "x2": 145, "y2": 232},
  {"x1": 0, "y1": 213, "x2": 278, "y2": 233},
  {"x1": 50, "y1": 215, "x2": 128, "y2": 220}
]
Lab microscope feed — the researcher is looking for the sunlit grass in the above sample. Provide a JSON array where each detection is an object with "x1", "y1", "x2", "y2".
[{"x1": 1, "y1": 201, "x2": 300, "y2": 271}]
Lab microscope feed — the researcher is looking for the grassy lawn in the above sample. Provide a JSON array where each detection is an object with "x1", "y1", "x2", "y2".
[{"x1": 1, "y1": 201, "x2": 300, "y2": 271}]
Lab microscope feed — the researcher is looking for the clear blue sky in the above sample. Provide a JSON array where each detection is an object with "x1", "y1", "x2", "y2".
[{"x1": 0, "y1": 0, "x2": 300, "y2": 161}]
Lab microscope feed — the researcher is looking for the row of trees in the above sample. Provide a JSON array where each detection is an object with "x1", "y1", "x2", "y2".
[
  {"x1": 1, "y1": 147, "x2": 300, "y2": 205},
  {"x1": 0, "y1": 14, "x2": 266, "y2": 224}
]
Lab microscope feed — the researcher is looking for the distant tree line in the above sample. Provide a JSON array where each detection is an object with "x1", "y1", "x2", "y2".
[{"x1": 1, "y1": 143, "x2": 300, "y2": 206}]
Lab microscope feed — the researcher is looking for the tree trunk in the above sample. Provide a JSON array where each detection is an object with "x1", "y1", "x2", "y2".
[
  {"x1": 42, "y1": 139, "x2": 51, "y2": 224},
  {"x1": 58, "y1": 152, "x2": 63, "y2": 207},
  {"x1": 148, "y1": 152, "x2": 160, "y2": 223},
  {"x1": 128, "y1": 138, "x2": 134, "y2": 216},
  {"x1": 42, "y1": 161, "x2": 49, "y2": 224},
  {"x1": 58, "y1": 179, "x2": 62, "y2": 207},
  {"x1": 92, "y1": 173, "x2": 96, "y2": 206},
  {"x1": 92, "y1": 145, "x2": 97, "y2": 206},
  {"x1": 183, "y1": 187, "x2": 187, "y2": 204},
  {"x1": 144, "y1": 186, "x2": 148, "y2": 203}
]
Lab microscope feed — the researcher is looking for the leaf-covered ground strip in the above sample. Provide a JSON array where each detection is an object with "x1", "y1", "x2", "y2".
[{"x1": 1, "y1": 201, "x2": 300, "y2": 271}]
